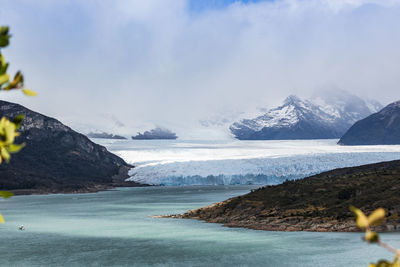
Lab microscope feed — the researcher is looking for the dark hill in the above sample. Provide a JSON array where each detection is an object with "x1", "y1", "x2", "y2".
[
  {"x1": 0, "y1": 100, "x2": 144, "y2": 194},
  {"x1": 170, "y1": 160, "x2": 400, "y2": 232},
  {"x1": 132, "y1": 127, "x2": 177, "y2": 140},
  {"x1": 87, "y1": 132, "x2": 127, "y2": 140},
  {"x1": 339, "y1": 101, "x2": 400, "y2": 145}
]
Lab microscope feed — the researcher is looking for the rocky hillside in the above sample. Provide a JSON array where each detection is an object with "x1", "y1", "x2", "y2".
[
  {"x1": 230, "y1": 92, "x2": 381, "y2": 140},
  {"x1": 339, "y1": 100, "x2": 400, "y2": 145},
  {"x1": 170, "y1": 160, "x2": 400, "y2": 232},
  {"x1": 0, "y1": 100, "x2": 144, "y2": 194}
]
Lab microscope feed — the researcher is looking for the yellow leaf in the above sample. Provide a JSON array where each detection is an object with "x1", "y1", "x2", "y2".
[
  {"x1": 0, "y1": 147, "x2": 10, "y2": 162},
  {"x1": 368, "y1": 208, "x2": 386, "y2": 227},
  {"x1": 4, "y1": 122, "x2": 16, "y2": 144},
  {"x1": 0, "y1": 73, "x2": 9, "y2": 85},
  {"x1": 0, "y1": 191, "x2": 13, "y2": 198},
  {"x1": 22, "y1": 89, "x2": 37, "y2": 96},
  {"x1": 393, "y1": 251, "x2": 400, "y2": 267},
  {"x1": 0, "y1": 54, "x2": 5, "y2": 66},
  {"x1": 0, "y1": 116, "x2": 6, "y2": 128},
  {"x1": 4, "y1": 71, "x2": 23, "y2": 90},
  {"x1": 350, "y1": 206, "x2": 369, "y2": 229},
  {"x1": 0, "y1": 213, "x2": 4, "y2": 224},
  {"x1": 7, "y1": 143, "x2": 25, "y2": 153},
  {"x1": 13, "y1": 71, "x2": 23, "y2": 84}
]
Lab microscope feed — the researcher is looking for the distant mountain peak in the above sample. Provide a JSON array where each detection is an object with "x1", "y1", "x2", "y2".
[
  {"x1": 284, "y1": 95, "x2": 302, "y2": 105},
  {"x1": 230, "y1": 92, "x2": 382, "y2": 140}
]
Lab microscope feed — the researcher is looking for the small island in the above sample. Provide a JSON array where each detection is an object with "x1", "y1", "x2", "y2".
[
  {"x1": 87, "y1": 132, "x2": 127, "y2": 140},
  {"x1": 132, "y1": 127, "x2": 178, "y2": 140}
]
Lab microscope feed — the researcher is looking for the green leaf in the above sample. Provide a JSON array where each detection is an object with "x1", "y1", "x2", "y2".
[
  {"x1": 0, "y1": 191, "x2": 14, "y2": 199},
  {"x1": 0, "y1": 213, "x2": 4, "y2": 224},
  {"x1": 22, "y1": 89, "x2": 37, "y2": 96},
  {"x1": 12, "y1": 114, "x2": 24, "y2": 129},
  {"x1": 0, "y1": 26, "x2": 10, "y2": 48}
]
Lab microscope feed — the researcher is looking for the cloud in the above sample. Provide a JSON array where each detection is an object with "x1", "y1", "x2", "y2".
[{"x1": 0, "y1": 0, "x2": 399, "y2": 138}]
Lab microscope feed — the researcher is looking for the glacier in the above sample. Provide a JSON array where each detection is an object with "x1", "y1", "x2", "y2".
[
  {"x1": 94, "y1": 139, "x2": 400, "y2": 186},
  {"x1": 126, "y1": 153, "x2": 400, "y2": 186}
]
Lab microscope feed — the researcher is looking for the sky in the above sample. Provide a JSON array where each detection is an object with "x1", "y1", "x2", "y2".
[{"x1": 0, "y1": 0, "x2": 400, "y2": 138}]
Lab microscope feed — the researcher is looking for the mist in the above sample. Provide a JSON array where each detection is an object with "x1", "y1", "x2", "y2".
[{"x1": 1, "y1": 0, "x2": 400, "y2": 138}]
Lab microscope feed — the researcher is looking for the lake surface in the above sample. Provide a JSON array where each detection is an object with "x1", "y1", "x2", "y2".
[{"x1": 1, "y1": 186, "x2": 399, "y2": 266}]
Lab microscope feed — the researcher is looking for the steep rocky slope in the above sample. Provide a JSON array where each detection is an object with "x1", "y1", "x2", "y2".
[
  {"x1": 0, "y1": 100, "x2": 144, "y2": 194},
  {"x1": 339, "y1": 100, "x2": 400, "y2": 145}
]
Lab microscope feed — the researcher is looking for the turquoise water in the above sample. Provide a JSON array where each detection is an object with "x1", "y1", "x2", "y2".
[{"x1": 0, "y1": 186, "x2": 399, "y2": 266}]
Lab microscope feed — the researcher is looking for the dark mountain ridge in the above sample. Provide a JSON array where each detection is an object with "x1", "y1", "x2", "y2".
[
  {"x1": 339, "y1": 100, "x2": 400, "y2": 145},
  {"x1": 0, "y1": 100, "x2": 144, "y2": 194}
]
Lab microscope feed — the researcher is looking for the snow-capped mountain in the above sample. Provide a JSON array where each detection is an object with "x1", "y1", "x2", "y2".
[{"x1": 230, "y1": 91, "x2": 382, "y2": 140}]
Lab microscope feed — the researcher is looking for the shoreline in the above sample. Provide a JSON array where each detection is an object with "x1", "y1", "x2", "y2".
[
  {"x1": 161, "y1": 214, "x2": 360, "y2": 232},
  {"x1": 9, "y1": 182, "x2": 150, "y2": 196},
  {"x1": 7, "y1": 165, "x2": 150, "y2": 196},
  {"x1": 161, "y1": 209, "x2": 400, "y2": 233}
]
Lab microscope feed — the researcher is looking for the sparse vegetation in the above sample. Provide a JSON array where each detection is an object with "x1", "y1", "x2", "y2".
[
  {"x1": 0, "y1": 25, "x2": 36, "y2": 223},
  {"x1": 173, "y1": 160, "x2": 400, "y2": 232}
]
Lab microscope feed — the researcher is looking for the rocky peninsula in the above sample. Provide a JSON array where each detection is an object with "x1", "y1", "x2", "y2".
[{"x1": 166, "y1": 160, "x2": 400, "y2": 232}]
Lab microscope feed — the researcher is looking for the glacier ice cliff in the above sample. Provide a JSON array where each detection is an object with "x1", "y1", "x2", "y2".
[{"x1": 126, "y1": 152, "x2": 400, "y2": 186}]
